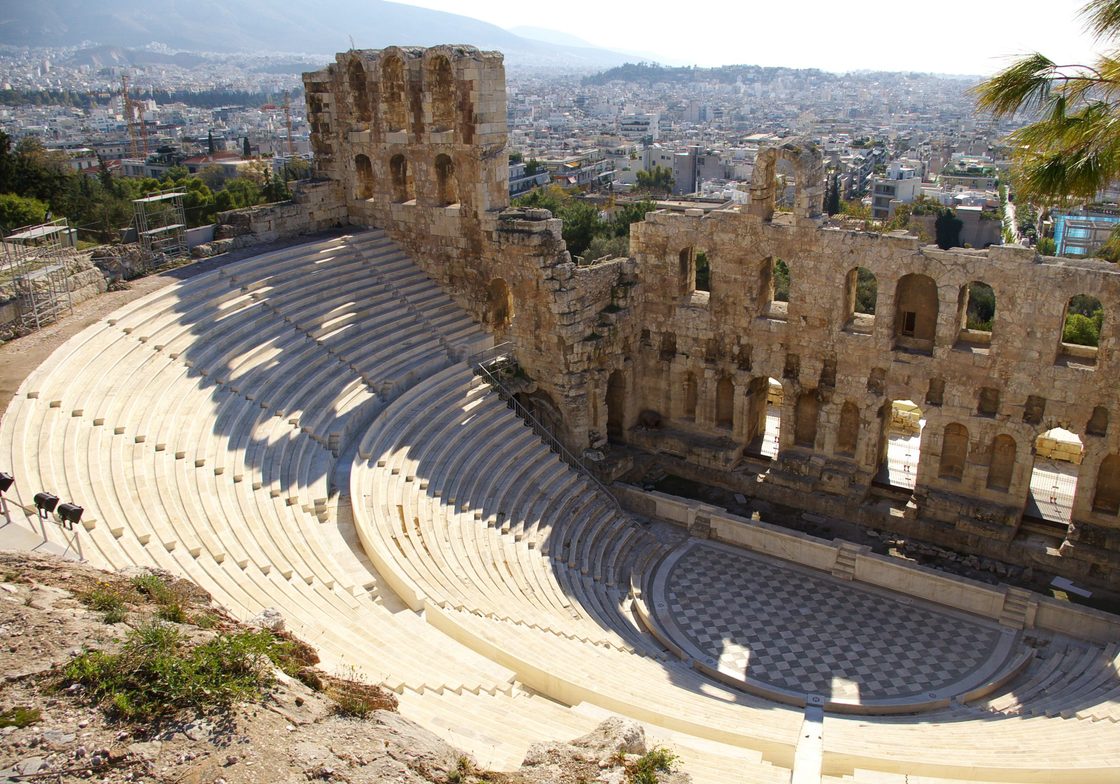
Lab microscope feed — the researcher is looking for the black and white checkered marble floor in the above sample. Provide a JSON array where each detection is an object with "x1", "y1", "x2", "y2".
[{"x1": 660, "y1": 542, "x2": 1004, "y2": 702}]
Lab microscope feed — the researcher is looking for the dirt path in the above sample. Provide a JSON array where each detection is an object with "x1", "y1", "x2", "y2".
[{"x1": 0, "y1": 232, "x2": 347, "y2": 414}]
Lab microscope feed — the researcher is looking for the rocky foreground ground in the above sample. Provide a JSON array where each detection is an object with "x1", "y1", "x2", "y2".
[{"x1": 0, "y1": 552, "x2": 686, "y2": 784}]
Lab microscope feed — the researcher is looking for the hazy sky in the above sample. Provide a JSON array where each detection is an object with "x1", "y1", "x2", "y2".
[{"x1": 391, "y1": 0, "x2": 1105, "y2": 75}]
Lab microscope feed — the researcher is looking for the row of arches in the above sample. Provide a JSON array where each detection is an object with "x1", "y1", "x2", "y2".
[
  {"x1": 675, "y1": 247, "x2": 1104, "y2": 361},
  {"x1": 353, "y1": 153, "x2": 459, "y2": 206},
  {"x1": 346, "y1": 53, "x2": 457, "y2": 134},
  {"x1": 626, "y1": 370, "x2": 1120, "y2": 526}
]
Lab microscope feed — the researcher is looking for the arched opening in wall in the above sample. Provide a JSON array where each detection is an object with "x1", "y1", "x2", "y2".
[
  {"x1": 389, "y1": 154, "x2": 414, "y2": 203},
  {"x1": 938, "y1": 423, "x2": 970, "y2": 481},
  {"x1": 1093, "y1": 454, "x2": 1120, "y2": 515},
  {"x1": 843, "y1": 267, "x2": 876, "y2": 334},
  {"x1": 428, "y1": 55, "x2": 455, "y2": 133},
  {"x1": 1025, "y1": 427, "x2": 1083, "y2": 532},
  {"x1": 893, "y1": 273, "x2": 938, "y2": 355},
  {"x1": 837, "y1": 401, "x2": 860, "y2": 456},
  {"x1": 347, "y1": 58, "x2": 372, "y2": 124},
  {"x1": 353, "y1": 154, "x2": 374, "y2": 200},
  {"x1": 955, "y1": 281, "x2": 995, "y2": 351},
  {"x1": 794, "y1": 391, "x2": 819, "y2": 448},
  {"x1": 987, "y1": 434, "x2": 1016, "y2": 492},
  {"x1": 715, "y1": 376, "x2": 734, "y2": 429},
  {"x1": 774, "y1": 156, "x2": 797, "y2": 211},
  {"x1": 681, "y1": 371, "x2": 698, "y2": 421},
  {"x1": 875, "y1": 400, "x2": 925, "y2": 491},
  {"x1": 514, "y1": 389, "x2": 564, "y2": 442},
  {"x1": 606, "y1": 370, "x2": 626, "y2": 444},
  {"x1": 1058, "y1": 294, "x2": 1102, "y2": 367},
  {"x1": 678, "y1": 247, "x2": 710, "y2": 295},
  {"x1": 743, "y1": 377, "x2": 782, "y2": 459},
  {"x1": 760, "y1": 257, "x2": 789, "y2": 319},
  {"x1": 434, "y1": 153, "x2": 458, "y2": 206},
  {"x1": 484, "y1": 278, "x2": 513, "y2": 329},
  {"x1": 381, "y1": 55, "x2": 408, "y2": 134}
]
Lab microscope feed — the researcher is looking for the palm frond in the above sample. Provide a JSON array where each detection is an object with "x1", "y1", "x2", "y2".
[{"x1": 973, "y1": 53, "x2": 1058, "y2": 117}]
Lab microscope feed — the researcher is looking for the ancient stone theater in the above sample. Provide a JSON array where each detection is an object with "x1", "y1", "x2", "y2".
[{"x1": 4, "y1": 45, "x2": 1120, "y2": 783}]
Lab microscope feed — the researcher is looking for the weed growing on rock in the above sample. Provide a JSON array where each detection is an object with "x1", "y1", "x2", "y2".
[{"x1": 59, "y1": 622, "x2": 293, "y2": 722}]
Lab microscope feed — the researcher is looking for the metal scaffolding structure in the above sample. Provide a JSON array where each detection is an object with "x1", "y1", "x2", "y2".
[
  {"x1": 133, "y1": 189, "x2": 187, "y2": 265},
  {"x1": 1, "y1": 218, "x2": 75, "y2": 333}
]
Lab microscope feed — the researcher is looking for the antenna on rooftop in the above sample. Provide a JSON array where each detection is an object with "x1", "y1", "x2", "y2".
[{"x1": 349, "y1": 35, "x2": 356, "y2": 51}]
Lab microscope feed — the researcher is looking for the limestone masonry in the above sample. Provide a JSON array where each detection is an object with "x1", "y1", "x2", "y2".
[{"x1": 275, "y1": 46, "x2": 1120, "y2": 590}]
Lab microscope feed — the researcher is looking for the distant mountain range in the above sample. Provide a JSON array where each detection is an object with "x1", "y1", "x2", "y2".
[{"x1": 0, "y1": 0, "x2": 632, "y2": 69}]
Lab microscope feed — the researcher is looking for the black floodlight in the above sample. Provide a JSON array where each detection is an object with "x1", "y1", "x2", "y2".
[
  {"x1": 57, "y1": 503, "x2": 83, "y2": 530},
  {"x1": 33, "y1": 492, "x2": 58, "y2": 519},
  {"x1": 0, "y1": 473, "x2": 12, "y2": 493}
]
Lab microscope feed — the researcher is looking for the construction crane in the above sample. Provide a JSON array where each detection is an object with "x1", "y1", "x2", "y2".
[
  {"x1": 121, "y1": 74, "x2": 150, "y2": 159},
  {"x1": 284, "y1": 91, "x2": 295, "y2": 156},
  {"x1": 122, "y1": 74, "x2": 139, "y2": 159}
]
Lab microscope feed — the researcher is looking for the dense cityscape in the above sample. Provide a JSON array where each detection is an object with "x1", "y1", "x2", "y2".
[{"x1": 3, "y1": 39, "x2": 1088, "y2": 256}]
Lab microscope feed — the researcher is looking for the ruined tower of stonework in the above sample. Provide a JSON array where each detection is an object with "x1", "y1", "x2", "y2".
[{"x1": 302, "y1": 47, "x2": 1120, "y2": 592}]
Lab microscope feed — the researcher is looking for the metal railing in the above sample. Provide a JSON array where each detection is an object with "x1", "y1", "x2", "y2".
[{"x1": 468, "y1": 346, "x2": 630, "y2": 521}]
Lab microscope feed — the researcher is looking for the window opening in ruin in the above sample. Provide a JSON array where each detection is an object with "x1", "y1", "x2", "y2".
[
  {"x1": 678, "y1": 247, "x2": 710, "y2": 299},
  {"x1": 843, "y1": 266, "x2": 876, "y2": 334},
  {"x1": 429, "y1": 55, "x2": 455, "y2": 133},
  {"x1": 434, "y1": 154, "x2": 458, "y2": 206},
  {"x1": 938, "y1": 423, "x2": 970, "y2": 481},
  {"x1": 987, "y1": 434, "x2": 1016, "y2": 492},
  {"x1": 390, "y1": 154, "x2": 414, "y2": 203},
  {"x1": 761, "y1": 257, "x2": 788, "y2": 320},
  {"x1": 955, "y1": 281, "x2": 995, "y2": 351},
  {"x1": 695, "y1": 250, "x2": 710, "y2": 293},
  {"x1": 682, "y1": 372, "x2": 698, "y2": 421},
  {"x1": 348, "y1": 58, "x2": 372, "y2": 124},
  {"x1": 774, "y1": 157, "x2": 797, "y2": 211},
  {"x1": 715, "y1": 376, "x2": 734, "y2": 429},
  {"x1": 794, "y1": 391, "x2": 819, "y2": 448},
  {"x1": 1057, "y1": 294, "x2": 1102, "y2": 368},
  {"x1": 381, "y1": 54, "x2": 408, "y2": 134},
  {"x1": 893, "y1": 274, "x2": 938, "y2": 354},
  {"x1": 484, "y1": 278, "x2": 513, "y2": 329},
  {"x1": 1025, "y1": 427, "x2": 1083, "y2": 530},
  {"x1": 354, "y1": 154, "x2": 374, "y2": 200},
  {"x1": 837, "y1": 401, "x2": 860, "y2": 456},
  {"x1": 1093, "y1": 454, "x2": 1120, "y2": 515},
  {"x1": 875, "y1": 400, "x2": 925, "y2": 491},
  {"x1": 606, "y1": 370, "x2": 626, "y2": 443},
  {"x1": 743, "y1": 377, "x2": 782, "y2": 459}
]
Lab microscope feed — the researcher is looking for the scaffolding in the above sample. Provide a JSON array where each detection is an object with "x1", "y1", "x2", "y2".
[
  {"x1": 133, "y1": 189, "x2": 187, "y2": 266},
  {"x1": 1, "y1": 219, "x2": 75, "y2": 333}
]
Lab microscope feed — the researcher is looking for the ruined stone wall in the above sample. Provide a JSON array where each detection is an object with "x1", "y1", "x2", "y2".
[
  {"x1": 620, "y1": 142, "x2": 1120, "y2": 587},
  {"x1": 300, "y1": 47, "x2": 1120, "y2": 587},
  {"x1": 302, "y1": 47, "x2": 634, "y2": 449}
]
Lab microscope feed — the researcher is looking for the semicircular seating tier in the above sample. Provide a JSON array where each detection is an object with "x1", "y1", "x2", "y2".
[{"x1": 3, "y1": 231, "x2": 1119, "y2": 784}]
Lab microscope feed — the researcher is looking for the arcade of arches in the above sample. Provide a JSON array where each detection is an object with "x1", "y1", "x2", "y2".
[{"x1": 305, "y1": 47, "x2": 1120, "y2": 591}]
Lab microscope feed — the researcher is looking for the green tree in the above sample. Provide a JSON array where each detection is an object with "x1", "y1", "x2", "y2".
[
  {"x1": 636, "y1": 164, "x2": 673, "y2": 195},
  {"x1": 974, "y1": 0, "x2": 1120, "y2": 202},
  {"x1": 0, "y1": 192, "x2": 48, "y2": 230},
  {"x1": 557, "y1": 200, "x2": 603, "y2": 257},
  {"x1": 1037, "y1": 236, "x2": 1058, "y2": 255},
  {"x1": 934, "y1": 208, "x2": 963, "y2": 249},
  {"x1": 824, "y1": 171, "x2": 841, "y2": 215},
  {"x1": 609, "y1": 199, "x2": 655, "y2": 236}
]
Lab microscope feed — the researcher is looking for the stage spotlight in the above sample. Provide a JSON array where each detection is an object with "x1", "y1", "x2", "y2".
[
  {"x1": 57, "y1": 503, "x2": 83, "y2": 531},
  {"x1": 0, "y1": 473, "x2": 12, "y2": 493},
  {"x1": 33, "y1": 492, "x2": 58, "y2": 519}
]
